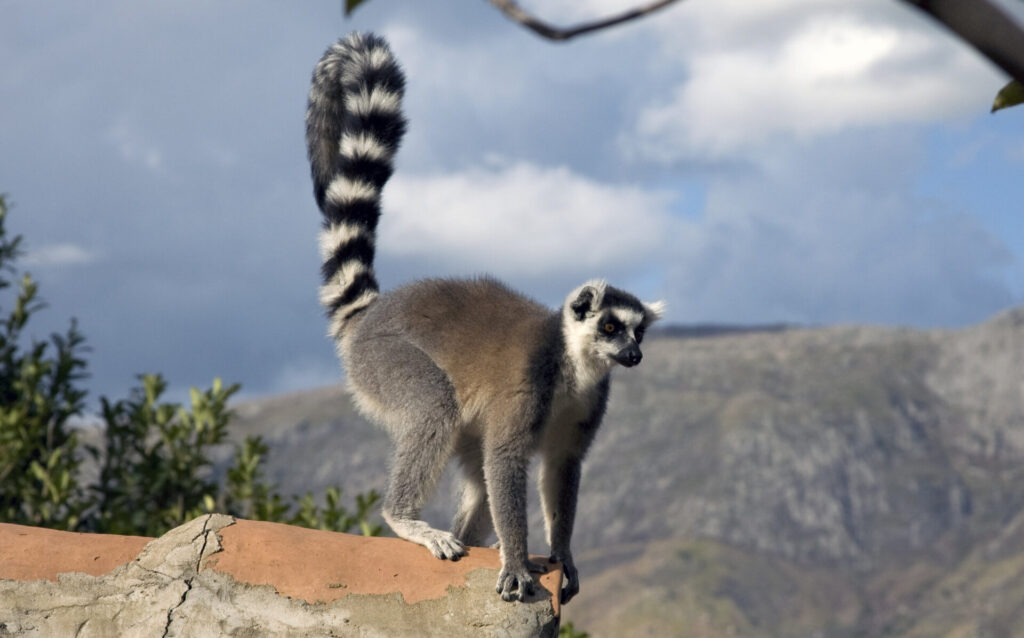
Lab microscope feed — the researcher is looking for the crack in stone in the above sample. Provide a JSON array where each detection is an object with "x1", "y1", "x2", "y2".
[
  {"x1": 160, "y1": 515, "x2": 212, "y2": 638},
  {"x1": 161, "y1": 580, "x2": 191, "y2": 638},
  {"x1": 133, "y1": 564, "x2": 169, "y2": 579},
  {"x1": 195, "y1": 517, "x2": 212, "y2": 572}
]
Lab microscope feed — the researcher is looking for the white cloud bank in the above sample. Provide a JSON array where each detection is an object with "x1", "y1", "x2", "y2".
[
  {"x1": 381, "y1": 160, "x2": 684, "y2": 278},
  {"x1": 630, "y1": 10, "x2": 1002, "y2": 160},
  {"x1": 375, "y1": 137, "x2": 1014, "y2": 327}
]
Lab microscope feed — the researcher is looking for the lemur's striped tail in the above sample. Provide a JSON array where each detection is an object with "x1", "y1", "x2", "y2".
[{"x1": 306, "y1": 33, "x2": 406, "y2": 339}]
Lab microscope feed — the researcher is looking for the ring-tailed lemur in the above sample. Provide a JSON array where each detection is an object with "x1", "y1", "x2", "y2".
[{"x1": 306, "y1": 33, "x2": 664, "y2": 604}]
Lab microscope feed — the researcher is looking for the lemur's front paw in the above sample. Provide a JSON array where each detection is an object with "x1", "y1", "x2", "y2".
[
  {"x1": 423, "y1": 529, "x2": 466, "y2": 560},
  {"x1": 495, "y1": 562, "x2": 536, "y2": 602},
  {"x1": 548, "y1": 551, "x2": 579, "y2": 604}
]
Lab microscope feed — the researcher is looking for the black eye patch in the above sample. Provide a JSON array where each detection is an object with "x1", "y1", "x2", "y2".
[
  {"x1": 598, "y1": 316, "x2": 625, "y2": 338},
  {"x1": 635, "y1": 325, "x2": 646, "y2": 343}
]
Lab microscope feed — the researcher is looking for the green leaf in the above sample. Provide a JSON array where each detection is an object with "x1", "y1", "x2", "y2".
[
  {"x1": 344, "y1": 0, "x2": 370, "y2": 17},
  {"x1": 992, "y1": 79, "x2": 1024, "y2": 112}
]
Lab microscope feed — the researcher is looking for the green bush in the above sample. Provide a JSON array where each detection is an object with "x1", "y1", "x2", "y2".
[
  {"x1": 0, "y1": 196, "x2": 87, "y2": 531},
  {"x1": 0, "y1": 194, "x2": 380, "y2": 537},
  {"x1": 225, "y1": 435, "x2": 382, "y2": 535},
  {"x1": 558, "y1": 621, "x2": 590, "y2": 638}
]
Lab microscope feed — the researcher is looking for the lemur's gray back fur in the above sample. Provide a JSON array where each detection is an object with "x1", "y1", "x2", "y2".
[{"x1": 306, "y1": 33, "x2": 407, "y2": 339}]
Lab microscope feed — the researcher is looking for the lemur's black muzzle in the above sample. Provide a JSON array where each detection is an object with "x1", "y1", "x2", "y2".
[{"x1": 612, "y1": 343, "x2": 643, "y2": 367}]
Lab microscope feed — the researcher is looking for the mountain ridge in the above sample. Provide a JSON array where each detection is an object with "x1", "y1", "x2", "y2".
[{"x1": 228, "y1": 307, "x2": 1024, "y2": 636}]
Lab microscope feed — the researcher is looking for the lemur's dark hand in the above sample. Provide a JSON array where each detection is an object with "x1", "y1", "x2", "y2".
[{"x1": 549, "y1": 551, "x2": 579, "y2": 604}]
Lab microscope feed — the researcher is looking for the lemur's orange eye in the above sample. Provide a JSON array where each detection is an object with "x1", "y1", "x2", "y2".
[{"x1": 604, "y1": 323, "x2": 616, "y2": 333}]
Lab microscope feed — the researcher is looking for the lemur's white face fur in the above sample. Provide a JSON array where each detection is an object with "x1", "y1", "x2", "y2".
[{"x1": 562, "y1": 279, "x2": 665, "y2": 389}]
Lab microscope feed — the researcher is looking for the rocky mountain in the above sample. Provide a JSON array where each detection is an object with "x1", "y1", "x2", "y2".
[{"x1": 228, "y1": 307, "x2": 1024, "y2": 637}]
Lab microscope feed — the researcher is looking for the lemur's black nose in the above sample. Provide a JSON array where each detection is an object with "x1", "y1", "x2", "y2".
[{"x1": 615, "y1": 344, "x2": 643, "y2": 367}]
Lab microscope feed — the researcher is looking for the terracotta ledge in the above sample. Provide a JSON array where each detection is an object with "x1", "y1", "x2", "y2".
[
  {"x1": 209, "y1": 518, "x2": 562, "y2": 609},
  {"x1": 0, "y1": 522, "x2": 152, "y2": 581},
  {"x1": 0, "y1": 515, "x2": 562, "y2": 637}
]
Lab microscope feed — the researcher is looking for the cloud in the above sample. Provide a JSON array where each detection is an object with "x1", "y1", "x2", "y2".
[
  {"x1": 629, "y1": 11, "x2": 1001, "y2": 160},
  {"x1": 23, "y1": 243, "x2": 98, "y2": 267},
  {"x1": 380, "y1": 160, "x2": 683, "y2": 279},
  {"x1": 375, "y1": 133, "x2": 1016, "y2": 329}
]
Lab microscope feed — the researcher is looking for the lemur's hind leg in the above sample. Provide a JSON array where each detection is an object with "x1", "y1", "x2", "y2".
[
  {"x1": 384, "y1": 434, "x2": 465, "y2": 560},
  {"x1": 450, "y1": 435, "x2": 494, "y2": 547},
  {"x1": 349, "y1": 336, "x2": 465, "y2": 560}
]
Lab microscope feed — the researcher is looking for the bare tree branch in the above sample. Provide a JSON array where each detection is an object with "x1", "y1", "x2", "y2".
[
  {"x1": 488, "y1": 0, "x2": 1024, "y2": 88},
  {"x1": 486, "y1": 0, "x2": 683, "y2": 42},
  {"x1": 899, "y1": 0, "x2": 1024, "y2": 84}
]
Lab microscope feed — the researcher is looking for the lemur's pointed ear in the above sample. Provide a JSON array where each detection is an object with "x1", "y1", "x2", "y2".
[
  {"x1": 644, "y1": 300, "x2": 667, "y2": 323},
  {"x1": 570, "y1": 287, "x2": 598, "y2": 321}
]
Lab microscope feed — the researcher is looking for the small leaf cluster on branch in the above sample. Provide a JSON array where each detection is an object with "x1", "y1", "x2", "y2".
[
  {"x1": 0, "y1": 194, "x2": 381, "y2": 538},
  {"x1": 993, "y1": 80, "x2": 1024, "y2": 112}
]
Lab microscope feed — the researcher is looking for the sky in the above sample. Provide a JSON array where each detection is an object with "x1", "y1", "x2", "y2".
[{"x1": 2, "y1": 0, "x2": 1023, "y2": 403}]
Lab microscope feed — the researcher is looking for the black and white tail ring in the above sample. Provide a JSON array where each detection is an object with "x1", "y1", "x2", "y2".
[{"x1": 305, "y1": 33, "x2": 407, "y2": 339}]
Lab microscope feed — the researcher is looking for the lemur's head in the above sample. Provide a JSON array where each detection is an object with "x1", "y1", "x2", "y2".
[{"x1": 562, "y1": 280, "x2": 665, "y2": 373}]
